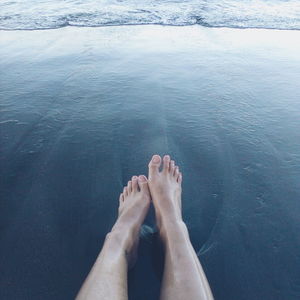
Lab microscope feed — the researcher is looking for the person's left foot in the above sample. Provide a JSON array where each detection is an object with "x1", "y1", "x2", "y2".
[{"x1": 111, "y1": 175, "x2": 151, "y2": 268}]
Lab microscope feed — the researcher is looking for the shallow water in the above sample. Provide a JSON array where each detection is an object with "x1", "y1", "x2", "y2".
[{"x1": 0, "y1": 26, "x2": 300, "y2": 299}]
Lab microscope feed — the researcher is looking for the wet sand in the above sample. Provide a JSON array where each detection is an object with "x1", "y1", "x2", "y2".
[{"x1": 0, "y1": 25, "x2": 300, "y2": 300}]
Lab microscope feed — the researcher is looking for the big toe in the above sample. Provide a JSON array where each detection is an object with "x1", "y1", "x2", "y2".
[
  {"x1": 138, "y1": 175, "x2": 149, "y2": 193},
  {"x1": 148, "y1": 155, "x2": 161, "y2": 179}
]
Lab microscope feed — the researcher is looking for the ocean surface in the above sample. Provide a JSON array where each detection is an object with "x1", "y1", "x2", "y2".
[
  {"x1": 1, "y1": 0, "x2": 300, "y2": 299},
  {"x1": 0, "y1": 0, "x2": 300, "y2": 30}
]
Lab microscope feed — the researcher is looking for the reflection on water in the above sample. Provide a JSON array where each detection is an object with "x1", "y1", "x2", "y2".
[{"x1": 0, "y1": 26, "x2": 300, "y2": 300}]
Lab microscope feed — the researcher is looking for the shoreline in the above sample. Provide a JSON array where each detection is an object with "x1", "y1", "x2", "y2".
[
  {"x1": 1, "y1": 21, "x2": 300, "y2": 300},
  {"x1": 1, "y1": 25, "x2": 300, "y2": 57},
  {"x1": 1, "y1": 23, "x2": 300, "y2": 32}
]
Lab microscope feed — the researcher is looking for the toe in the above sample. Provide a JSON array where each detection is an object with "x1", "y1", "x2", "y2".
[
  {"x1": 163, "y1": 155, "x2": 171, "y2": 173},
  {"x1": 123, "y1": 186, "x2": 128, "y2": 196},
  {"x1": 178, "y1": 172, "x2": 182, "y2": 183},
  {"x1": 148, "y1": 154, "x2": 161, "y2": 179},
  {"x1": 174, "y1": 166, "x2": 179, "y2": 179},
  {"x1": 138, "y1": 175, "x2": 149, "y2": 193},
  {"x1": 170, "y1": 160, "x2": 175, "y2": 174},
  {"x1": 119, "y1": 193, "x2": 124, "y2": 203},
  {"x1": 132, "y1": 176, "x2": 138, "y2": 192},
  {"x1": 127, "y1": 181, "x2": 132, "y2": 193}
]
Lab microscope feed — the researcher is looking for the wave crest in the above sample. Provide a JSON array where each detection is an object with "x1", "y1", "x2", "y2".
[{"x1": 0, "y1": 0, "x2": 299, "y2": 30}]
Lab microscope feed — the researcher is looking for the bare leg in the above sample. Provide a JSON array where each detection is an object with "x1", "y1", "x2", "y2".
[
  {"x1": 148, "y1": 155, "x2": 214, "y2": 300},
  {"x1": 76, "y1": 175, "x2": 151, "y2": 300}
]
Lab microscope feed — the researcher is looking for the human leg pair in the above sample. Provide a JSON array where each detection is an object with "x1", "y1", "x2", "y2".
[{"x1": 76, "y1": 155, "x2": 214, "y2": 300}]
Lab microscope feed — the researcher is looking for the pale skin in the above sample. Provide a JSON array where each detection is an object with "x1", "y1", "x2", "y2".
[{"x1": 76, "y1": 155, "x2": 214, "y2": 300}]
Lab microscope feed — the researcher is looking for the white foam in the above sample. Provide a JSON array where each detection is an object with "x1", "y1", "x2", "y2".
[{"x1": 0, "y1": 0, "x2": 299, "y2": 30}]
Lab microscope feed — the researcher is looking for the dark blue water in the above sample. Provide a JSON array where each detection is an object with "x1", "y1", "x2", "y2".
[{"x1": 0, "y1": 26, "x2": 300, "y2": 299}]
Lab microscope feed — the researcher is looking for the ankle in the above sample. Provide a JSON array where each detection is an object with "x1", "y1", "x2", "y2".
[
  {"x1": 110, "y1": 223, "x2": 138, "y2": 250},
  {"x1": 105, "y1": 230, "x2": 127, "y2": 250},
  {"x1": 159, "y1": 219, "x2": 188, "y2": 242}
]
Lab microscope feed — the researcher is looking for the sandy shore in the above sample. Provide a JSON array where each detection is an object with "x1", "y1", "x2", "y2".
[{"x1": 0, "y1": 25, "x2": 300, "y2": 300}]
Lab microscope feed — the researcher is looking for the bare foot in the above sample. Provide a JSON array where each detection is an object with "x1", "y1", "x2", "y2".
[
  {"x1": 111, "y1": 175, "x2": 150, "y2": 268},
  {"x1": 147, "y1": 154, "x2": 183, "y2": 234}
]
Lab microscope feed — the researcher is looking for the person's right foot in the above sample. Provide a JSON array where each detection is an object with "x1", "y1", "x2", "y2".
[{"x1": 148, "y1": 154, "x2": 183, "y2": 233}]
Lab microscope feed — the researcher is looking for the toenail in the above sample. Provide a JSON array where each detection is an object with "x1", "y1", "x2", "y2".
[
  {"x1": 132, "y1": 176, "x2": 138, "y2": 180},
  {"x1": 164, "y1": 155, "x2": 170, "y2": 160},
  {"x1": 152, "y1": 155, "x2": 160, "y2": 163},
  {"x1": 138, "y1": 175, "x2": 147, "y2": 182}
]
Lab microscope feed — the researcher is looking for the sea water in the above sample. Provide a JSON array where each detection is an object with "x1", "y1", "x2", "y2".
[
  {"x1": 0, "y1": 0, "x2": 300, "y2": 30},
  {"x1": 0, "y1": 2, "x2": 300, "y2": 300}
]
